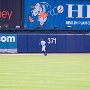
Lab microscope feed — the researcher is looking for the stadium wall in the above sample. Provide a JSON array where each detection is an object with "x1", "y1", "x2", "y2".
[
  {"x1": 0, "y1": 34, "x2": 90, "y2": 53},
  {"x1": 17, "y1": 34, "x2": 90, "y2": 53},
  {"x1": 0, "y1": 0, "x2": 90, "y2": 53}
]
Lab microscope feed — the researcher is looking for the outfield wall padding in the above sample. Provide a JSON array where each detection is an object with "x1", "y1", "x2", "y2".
[
  {"x1": 17, "y1": 34, "x2": 90, "y2": 53},
  {"x1": 1, "y1": 34, "x2": 90, "y2": 53}
]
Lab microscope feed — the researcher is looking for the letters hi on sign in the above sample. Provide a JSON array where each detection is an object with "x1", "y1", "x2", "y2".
[{"x1": 67, "y1": 4, "x2": 90, "y2": 18}]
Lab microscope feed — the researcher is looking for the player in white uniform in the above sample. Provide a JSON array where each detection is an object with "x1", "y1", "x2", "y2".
[{"x1": 40, "y1": 39, "x2": 47, "y2": 56}]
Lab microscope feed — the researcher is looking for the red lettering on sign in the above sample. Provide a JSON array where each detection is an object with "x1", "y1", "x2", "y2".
[{"x1": 0, "y1": 11, "x2": 12, "y2": 20}]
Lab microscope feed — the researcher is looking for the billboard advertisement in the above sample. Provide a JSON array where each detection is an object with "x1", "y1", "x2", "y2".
[
  {"x1": 0, "y1": 0, "x2": 22, "y2": 28},
  {"x1": 0, "y1": 34, "x2": 17, "y2": 53},
  {"x1": 24, "y1": 0, "x2": 90, "y2": 30}
]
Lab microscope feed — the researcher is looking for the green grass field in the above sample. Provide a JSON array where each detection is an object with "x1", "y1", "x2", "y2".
[{"x1": 0, "y1": 54, "x2": 90, "y2": 90}]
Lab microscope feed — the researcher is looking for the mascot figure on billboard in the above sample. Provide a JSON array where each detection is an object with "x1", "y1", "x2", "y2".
[{"x1": 29, "y1": 2, "x2": 64, "y2": 26}]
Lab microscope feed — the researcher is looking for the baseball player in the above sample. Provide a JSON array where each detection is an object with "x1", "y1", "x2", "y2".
[{"x1": 39, "y1": 39, "x2": 47, "y2": 56}]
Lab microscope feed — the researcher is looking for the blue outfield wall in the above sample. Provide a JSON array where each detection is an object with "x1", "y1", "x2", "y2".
[
  {"x1": 17, "y1": 34, "x2": 28, "y2": 53},
  {"x1": 17, "y1": 34, "x2": 90, "y2": 53},
  {"x1": 1, "y1": 34, "x2": 90, "y2": 53}
]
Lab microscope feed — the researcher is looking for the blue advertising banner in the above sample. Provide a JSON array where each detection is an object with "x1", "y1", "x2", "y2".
[
  {"x1": 0, "y1": 34, "x2": 17, "y2": 53},
  {"x1": 24, "y1": 0, "x2": 90, "y2": 30}
]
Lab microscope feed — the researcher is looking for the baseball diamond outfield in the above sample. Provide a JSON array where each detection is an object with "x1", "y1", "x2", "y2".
[{"x1": 0, "y1": 53, "x2": 90, "y2": 90}]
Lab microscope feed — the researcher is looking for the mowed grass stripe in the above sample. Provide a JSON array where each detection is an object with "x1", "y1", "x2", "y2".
[{"x1": 0, "y1": 54, "x2": 90, "y2": 90}]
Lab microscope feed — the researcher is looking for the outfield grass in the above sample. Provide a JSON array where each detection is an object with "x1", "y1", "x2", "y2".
[{"x1": 0, "y1": 54, "x2": 90, "y2": 90}]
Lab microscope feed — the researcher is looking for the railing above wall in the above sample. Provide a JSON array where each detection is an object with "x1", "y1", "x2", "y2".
[{"x1": 0, "y1": 28, "x2": 90, "y2": 34}]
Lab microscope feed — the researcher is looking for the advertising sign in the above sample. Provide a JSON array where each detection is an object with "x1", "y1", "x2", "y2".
[
  {"x1": 0, "y1": 0, "x2": 22, "y2": 28},
  {"x1": 24, "y1": 0, "x2": 90, "y2": 30},
  {"x1": 0, "y1": 34, "x2": 17, "y2": 53}
]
